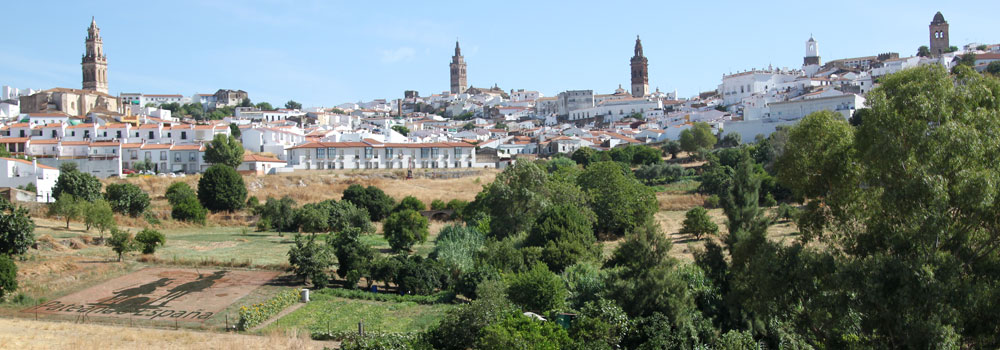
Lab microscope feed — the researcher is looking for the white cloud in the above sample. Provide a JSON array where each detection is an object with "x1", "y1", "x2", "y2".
[{"x1": 380, "y1": 47, "x2": 416, "y2": 63}]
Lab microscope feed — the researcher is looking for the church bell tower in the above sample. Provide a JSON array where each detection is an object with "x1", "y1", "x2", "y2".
[
  {"x1": 630, "y1": 36, "x2": 649, "y2": 98},
  {"x1": 82, "y1": 17, "x2": 109, "y2": 94}
]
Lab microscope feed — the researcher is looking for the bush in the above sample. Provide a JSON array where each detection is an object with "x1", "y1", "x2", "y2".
[
  {"x1": 107, "y1": 228, "x2": 136, "y2": 262},
  {"x1": 681, "y1": 207, "x2": 718, "y2": 240},
  {"x1": 383, "y1": 209, "x2": 429, "y2": 252},
  {"x1": 294, "y1": 204, "x2": 330, "y2": 233},
  {"x1": 171, "y1": 195, "x2": 207, "y2": 224},
  {"x1": 329, "y1": 227, "x2": 374, "y2": 286},
  {"x1": 0, "y1": 201, "x2": 35, "y2": 257},
  {"x1": 52, "y1": 168, "x2": 102, "y2": 201},
  {"x1": 315, "y1": 288, "x2": 455, "y2": 305},
  {"x1": 104, "y1": 183, "x2": 150, "y2": 217},
  {"x1": 83, "y1": 199, "x2": 115, "y2": 236},
  {"x1": 430, "y1": 199, "x2": 447, "y2": 210},
  {"x1": 634, "y1": 163, "x2": 690, "y2": 185},
  {"x1": 134, "y1": 228, "x2": 165, "y2": 254},
  {"x1": 256, "y1": 196, "x2": 297, "y2": 232},
  {"x1": 325, "y1": 200, "x2": 374, "y2": 234},
  {"x1": 0, "y1": 255, "x2": 17, "y2": 299},
  {"x1": 197, "y1": 164, "x2": 247, "y2": 212},
  {"x1": 342, "y1": 184, "x2": 395, "y2": 221},
  {"x1": 165, "y1": 182, "x2": 196, "y2": 206},
  {"x1": 524, "y1": 204, "x2": 598, "y2": 273},
  {"x1": 48, "y1": 194, "x2": 84, "y2": 229},
  {"x1": 395, "y1": 196, "x2": 426, "y2": 212},
  {"x1": 704, "y1": 194, "x2": 721, "y2": 208},
  {"x1": 479, "y1": 314, "x2": 573, "y2": 350},
  {"x1": 506, "y1": 263, "x2": 568, "y2": 313},
  {"x1": 288, "y1": 234, "x2": 332, "y2": 288},
  {"x1": 236, "y1": 289, "x2": 299, "y2": 330},
  {"x1": 431, "y1": 224, "x2": 485, "y2": 272},
  {"x1": 311, "y1": 330, "x2": 420, "y2": 348}
]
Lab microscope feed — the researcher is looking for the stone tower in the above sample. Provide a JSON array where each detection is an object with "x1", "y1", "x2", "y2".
[
  {"x1": 450, "y1": 41, "x2": 467, "y2": 95},
  {"x1": 803, "y1": 36, "x2": 821, "y2": 65},
  {"x1": 630, "y1": 35, "x2": 649, "y2": 98},
  {"x1": 82, "y1": 17, "x2": 108, "y2": 94},
  {"x1": 929, "y1": 12, "x2": 949, "y2": 57}
]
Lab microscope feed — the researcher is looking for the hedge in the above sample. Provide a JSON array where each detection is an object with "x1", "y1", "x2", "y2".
[
  {"x1": 237, "y1": 289, "x2": 299, "y2": 330},
  {"x1": 315, "y1": 288, "x2": 455, "y2": 305},
  {"x1": 313, "y1": 330, "x2": 420, "y2": 346}
]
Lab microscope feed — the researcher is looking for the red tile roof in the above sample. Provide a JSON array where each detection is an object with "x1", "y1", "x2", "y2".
[{"x1": 2, "y1": 157, "x2": 57, "y2": 170}]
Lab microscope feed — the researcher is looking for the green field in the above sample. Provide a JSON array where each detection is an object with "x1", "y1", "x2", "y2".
[{"x1": 262, "y1": 292, "x2": 455, "y2": 335}]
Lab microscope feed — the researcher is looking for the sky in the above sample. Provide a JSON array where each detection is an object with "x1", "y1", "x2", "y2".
[{"x1": 3, "y1": 0, "x2": 1000, "y2": 108}]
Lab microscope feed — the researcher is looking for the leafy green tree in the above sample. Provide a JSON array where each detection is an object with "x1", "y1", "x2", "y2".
[
  {"x1": 0, "y1": 256, "x2": 17, "y2": 299},
  {"x1": 171, "y1": 195, "x2": 206, "y2": 225},
  {"x1": 678, "y1": 122, "x2": 717, "y2": 153},
  {"x1": 431, "y1": 224, "x2": 485, "y2": 272},
  {"x1": 395, "y1": 195, "x2": 426, "y2": 212},
  {"x1": 323, "y1": 200, "x2": 374, "y2": 234},
  {"x1": 329, "y1": 227, "x2": 374, "y2": 286},
  {"x1": 561, "y1": 261, "x2": 605, "y2": 310},
  {"x1": 987, "y1": 61, "x2": 1000, "y2": 76},
  {"x1": 255, "y1": 102, "x2": 273, "y2": 110},
  {"x1": 425, "y1": 287, "x2": 520, "y2": 350},
  {"x1": 662, "y1": 140, "x2": 681, "y2": 159},
  {"x1": 570, "y1": 147, "x2": 597, "y2": 167},
  {"x1": 629, "y1": 145, "x2": 663, "y2": 165},
  {"x1": 383, "y1": 209, "x2": 429, "y2": 252},
  {"x1": 104, "y1": 183, "x2": 150, "y2": 217},
  {"x1": 917, "y1": 45, "x2": 931, "y2": 57},
  {"x1": 0, "y1": 201, "x2": 35, "y2": 256},
  {"x1": 506, "y1": 263, "x2": 568, "y2": 313},
  {"x1": 430, "y1": 199, "x2": 447, "y2": 210},
  {"x1": 203, "y1": 134, "x2": 245, "y2": 168},
  {"x1": 462, "y1": 122, "x2": 475, "y2": 130},
  {"x1": 634, "y1": 163, "x2": 689, "y2": 185},
  {"x1": 577, "y1": 162, "x2": 657, "y2": 238},
  {"x1": 569, "y1": 299, "x2": 630, "y2": 349},
  {"x1": 342, "y1": 184, "x2": 395, "y2": 221},
  {"x1": 495, "y1": 121, "x2": 508, "y2": 130},
  {"x1": 52, "y1": 167, "x2": 102, "y2": 201},
  {"x1": 134, "y1": 228, "x2": 165, "y2": 254},
  {"x1": 294, "y1": 204, "x2": 330, "y2": 233},
  {"x1": 165, "y1": 182, "x2": 196, "y2": 206},
  {"x1": 394, "y1": 255, "x2": 449, "y2": 294},
  {"x1": 287, "y1": 233, "x2": 332, "y2": 288},
  {"x1": 107, "y1": 228, "x2": 136, "y2": 262},
  {"x1": 722, "y1": 152, "x2": 770, "y2": 237},
  {"x1": 84, "y1": 199, "x2": 115, "y2": 237},
  {"x1": 256, "y1": 196, "x2": 297, "y2": 232},
  {"x1": 524, "y1": 204, "x2": 598, "y2": 272},
  {"x1": 681, "y1": 207, "x2": 718, "y2": 239},
  {"x1": 229, "y1": 123, "x2": 241, "y2": 139},
  {"x1": 198, "y1": 164, "x2": 247, "y2": 212},
  {"x1": 474, "y1": 162, "x2": 588, "y2": 239},
  {"x1": 284, "y1": 100, "x2": 303, "y2": 110},
  {"x1": 479, "y1": 314, "x2": 573, "y2": 350},
  {"x1": 719, "y1": 132, "x2": 742, "y2": 148},
  {"x1": 48, "y1": 194, "x2": 84, "y2": 229},
  {"x1": 391, "y1": 125, "x2": 409, "y2": 136}
]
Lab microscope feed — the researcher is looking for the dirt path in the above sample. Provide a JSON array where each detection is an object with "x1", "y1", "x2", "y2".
[{"x1": 249, "y1": 302, "x2": 305, "y2": 332}]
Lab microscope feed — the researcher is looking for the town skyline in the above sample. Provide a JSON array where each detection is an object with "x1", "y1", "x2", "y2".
[{"x1": 2, "y1": 1, "x2": 999, "y2": 106}]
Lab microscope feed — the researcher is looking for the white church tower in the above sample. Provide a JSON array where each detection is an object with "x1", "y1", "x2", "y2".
[{"x1": 803, "y1": 35, "x2": 821, "y2": 77}]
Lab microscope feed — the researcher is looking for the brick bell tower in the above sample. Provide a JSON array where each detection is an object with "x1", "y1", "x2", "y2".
[
  {"x1": 630, "y1": 35, "x2": 649, "y2": 98},
  {"x1": 450, "y1": 41, "x2": 467, "y2": 95},
  {"x1": 929, "y1": 12, "x2": 949, "y2": 57},
  {"x1": 82, "y1": 16, "x2": 109, "y2": 94}
]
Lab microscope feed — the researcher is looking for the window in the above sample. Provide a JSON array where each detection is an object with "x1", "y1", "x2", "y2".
[
  {"x1": 420, "y1": 148, "x2": 430, "y2": 158},
  {"x1": 149, "y1": 131, "x2": 154, "y2": 139},
  {"x1": 174, "y1": 153, "x2": 181, "y2": 162},
  {"x1": 431, "y1": 148, "x2": 440, "y2": 158},
  {"x1": 116, "y1": 131, "x2": 122, "y2": 139},
  {"x1": 130, "y1": 150, "x2": 137, "y2": 160},
  {"x1": 454, "y1": 147, "x2": 463, "y2": 156},
  {"x1": 365, "y1": 147, "x2": 373, "y2": 159},
  {"x1": 317, "y1": 148, "x2": 325, "y2": 159},
  {"x1": 327, "y1": 148, "x2": 335, "y2": 158},
  {"x1": 385, "y1": 148, "x2": 393, "y2": 158},
  {"x1": 189, "y1": 152, "x2": 196, "y2": 162},
  {"x1": 160, "y1": 151, "x2": 167, "y2": 160},
  {"x1": 84, "y1": 131, "x2": 90, "y2": 138},
  {"x1": 181, "y1": 132, "x2": 187, "y2": 140}
]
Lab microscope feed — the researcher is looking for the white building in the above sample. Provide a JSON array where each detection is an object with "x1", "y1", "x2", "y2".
[
  {"x1": 0, "y1": 157, "x2": 59, "y2": 202},
  {"x1": 766, "y1": 93, "x2": 865, "y2": 121},
  {"x1": 718, "y1": 68, "x2": 801, "y2": 106},
  {"x1": 287, "y1": 140, "x2": 477, "y2": 170}
]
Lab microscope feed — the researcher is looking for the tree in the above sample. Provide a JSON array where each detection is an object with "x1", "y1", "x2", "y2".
[
  {"x1": 341, "y1": 184, "x2": 395, "y2": 221},
  {"x1": 255, "y1": 102, "x2": 273, "y2": 110},
  {"x1": 431, "y1": 224, "x2": 485, "y2": 272},
  {"x1": 479, "y1": 314, "x2": 573, "y2": 350},
  {"x1": 294, "y1": 204, "x2": 329, "y2": 233},
  {"x1": 506, "y1": 263, "x2": 568, "y2": 313},
  {"x1": 577, "y1": 162, "x2": 657, "y2": 238},
  {"x1": 107, "y1": 228, "x2": 136, "y2": 262},
  {"x1": 0, "y1": 201, "x2": 35, "y2": 257},
  {"x1": 198, "y1": 164, "x2": 247, "y2": 212},
  {"x1": 256, "y1": 196, "x2": 297, "y2": 232},
  {"x1": 287, "y1": 233, "x2": 332, "y2": 288},
  {"x1": 395, "y1": 195, "x2": 426, "y2": 212},
  {"x1": 329, "y1": 227, "x2": 374, "y2": 286},
  {"x1": 569, "y1": 299, "x2": 630, "y2": 349},
  {"x1": 678, "y1": 122, "x2": 717, "y2": 153},
  {"x1": 561, "y1": 261, "x2": 605, "y2": 310},
  {"x1": 48, "y1": 194, "x2": 84, "y2": 229},
  {"x1": 391, "y1": 125, "x2": 410, "y2": 136},
  {"x1": 52, "y1": 167, "x2": 102, "y2": 201},
  {"x1": 462, "y1": 122, "x2": 476, "y2": 130},
  {"x1": 203, "y1": 134, "x2": 245, "y2": 168},
  {"x1": 383, "y1": 209, "x2": 428, "y2": 252},
  {"x1": 165, "y1": 182, "x2": 196, "y2": 206},
  {"x1": 104, "y1": 183, "x2": 150, "y2": 217},
  {"x1": 285, "y1": 100, "x2": 303, "y2": 110},
  {"x1": 571, "y1": 147, "x2": 598, "y2": 167},
  {"x1": 476, "y1": 162, "x2": 589, "y2": 239},
  {"x1": 425, "y1": 287, "x2": 520, "y2": 350},
  {"x1": 634, "y1": 163, "x2": 689, "y2": 185},
  {"x1": 171, "y1": 195, "x2": 207, "y2": 225},
  {"x1": 325, "y1": 200, "x2": 374, "y2": 234},
  {"x1": 680, "y1": 206, "x2": 718, "y2": 239},
  {"x1": 229, "y1": 123, "x2": 242, "y2": 139},
  {"x1": 721, "y1": 150, "x2": 770, "y2": 237},
  {"x1": 430, "y1": 199, "x2": 447, "y2": 210},
  {"x1": 719, "y1": 132, "x2": 742, "y2": 148},
  {"x1": 239, "y1": 98, "x2": 253, "y2": 108},
  {"x1": 495, "y1": 121, "x2": 508, "y2": 130},
  {"x1": 629, "y1": 145, "x2": 663, "y2": 165},
  {"x1": 952, "y1": 53, "x2": 977, "y2": 73},
  {"x1": 524, "y1": 204, "x2": 598, "y2": 273},
  {"x1": 134, "y1": 228, "x2": 165, "y2": 254},
  {"x1": 917, "y1": 45, "x2": 931, "y2": 57},
  {"x1": 662, "y1": 140, "x2": 681, "y2": 159},
  {"x1": 988, "y1": 61, "x2": 1000, "y2": 76},
  {"x1": 0, "y1": 256, "x2": 16, "y2": 299},
  {"x1": 84, "y1": 199, "x2": 115, "y2": 237}
]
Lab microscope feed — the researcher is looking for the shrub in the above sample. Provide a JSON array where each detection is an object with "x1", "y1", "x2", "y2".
[
  {"x1": 288, "y1": 234, "x2": 332, "y2": 288},
  {"x1": 325, "y1": 200, "x2": 374, "y2": 234},
  {"x1": 171, "y1": 195, "x2": 207, "y2": 224},
  {"x1": 314, "y1": 288, "x2": 455, "y2": 305},
  {"x1": 395, "y1": 195, "x2": 426, "y2": 212},
  {"x1": 383, "y1": 209, "x2": 429, "y2": 252},
  {"x1": 329, "y1": 227, "x2": 374, "y2": 286},
  {"x1": 634, "y1": 163, "x2": 690, "y2": 185},
  {"x1": 52, "y1": 167, "x2": 102, "y2": 201},
  {"x1": 134, "y1": 228, "x2": 165, "y2": 254},
  {"x1": 197, "y1": 164, "x2": 247, "y2": 212},
  {"x1": 681, "y1": 207, "x2": 718, "y2": 240},
  {"x1": 236, "y1": 289, "x2": 299, "y2": 330},
  {"x1": 431, "y1": 224, "x2": 485, "y2": 272},
  {"x1": 524, "y1": 204, "x2": 598, "y2": 273},
  {"x1": 256, "y1": 196, "x2": 297, "y2": 232},
  {"x1": 84, "y1": 199, "x2": 115, "y2": 236},
  {"x1": 104, "y1": 183, "x2": 150, "y2": 217},
  {"x1": 430, "y1": 199, "x2": 447, "y2": 210},
  {"x1": 311, "y1": 330, "x2": 420, "y2": 347},
  {"x1": 342, "y1": 184, "x2": 395, "y2": 221},
  {"x1": 294, "y1": 204, "x2": 330, "y2": 233},
  {"x1": 48, "y1": 194, "x2": 84, "y2": 229},
  {"x1": 107, "y1": 228, "x2": 136, "y2": 262},
  {"x1": 704, "y1": 194, "x2": 721, "y2": 208},
  {"x1": 0, "y1": 255, "x2": 17, "y2": 299},
  {"x1": 165, "y1": 182, "x2": 196, "y2": 206},
  {"x1": 506, "y1": 263, "x2": 568, "y2": 313},
  {"x1": 479, "y1": 314, "x2": 573, "y2": 350},
  {"x1": 0, "y1": 201, "x2": 34, "y2": 257}
]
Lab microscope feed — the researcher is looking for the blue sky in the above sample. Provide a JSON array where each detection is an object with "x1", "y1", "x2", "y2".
[{"x1": 3, "y1": 1, "x2": 999, "y2": 107}]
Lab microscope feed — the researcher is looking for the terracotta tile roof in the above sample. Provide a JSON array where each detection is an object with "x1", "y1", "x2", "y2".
[
  {"x1": 244, "y1": 154, "x2": 284, "y2": 163},
  {"x1": 2, "y1": 157, "x2": 57, "y2": 170},
  {"x1": 41, "y1": 123, "x2": 65, "y2": 128},
  {"x1": 171, "y1": 144, "x2": 204, "y2": 151},
  {"x1": 61, "y1": 141, "x2": 89, "y2": 146},
  {"x1": 99, "y1": 123, "x2": 128, "y2": 129},
  {"x1": 122, "y1": 143, "x2": 143, "y2": 149},
  {"x1": 0, "y1": 137, "x2": 28, "y2": 143},
  {"x1": 141, "y1": 144, "x2": 172, "y2": 150},
  {"x1": 137, "y1": 124, "x2": 160, "y2": 129},
  {"x1": 9, "y1": 123, "x2": 31, "y2": 128},
  {"x1": 89, "y1": 141, "x2": 121, "y2": 147},
  {"x1": 68, "y1": 123, "x2": 95, "y2": 129},
  {"x1": 27, "y1": 113, "x2": 70, "y2": 117}
]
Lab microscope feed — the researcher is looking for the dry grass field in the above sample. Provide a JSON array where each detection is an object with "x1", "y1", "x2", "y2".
[{"x1": 0, "y1": 318, "x2": 327, "y2": 350}]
